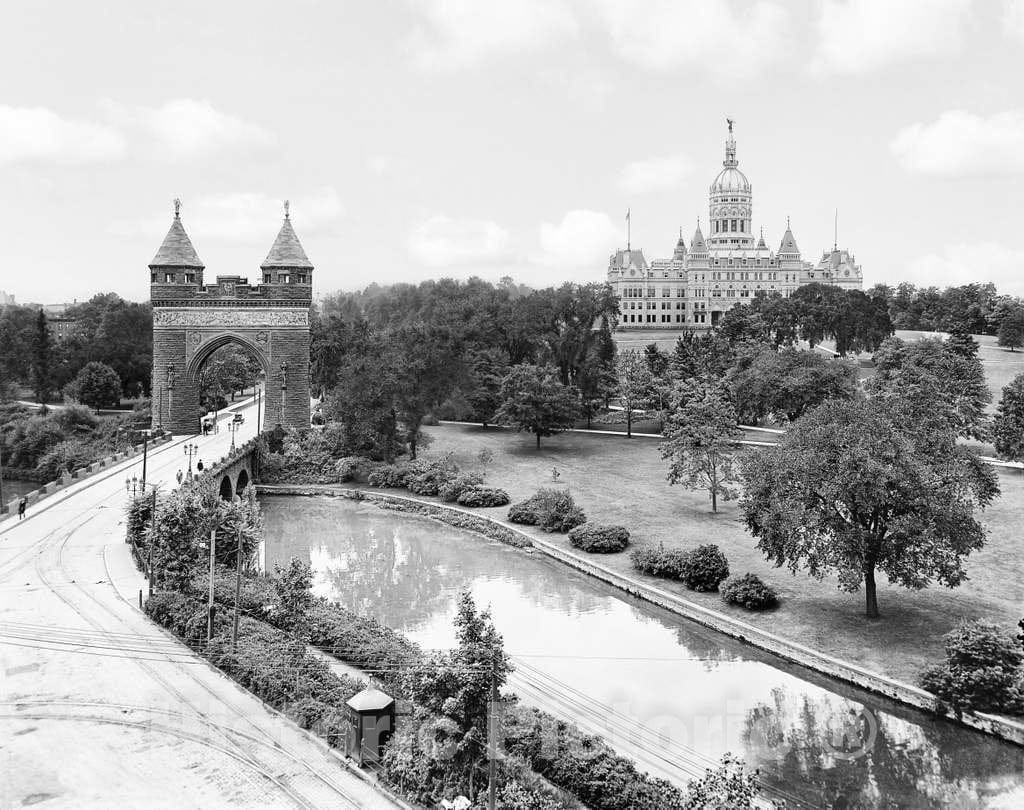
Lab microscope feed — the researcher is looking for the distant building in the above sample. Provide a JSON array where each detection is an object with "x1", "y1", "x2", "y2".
[
  {"x1": 0, "y1": 290, "x2": 15, "y2": 306},
  {"x1": 608, "y1": 123, "x2": 863, "y2": 329},
  {"x1": 42, "y1": 302, "x2": 81, "y2": 341}
]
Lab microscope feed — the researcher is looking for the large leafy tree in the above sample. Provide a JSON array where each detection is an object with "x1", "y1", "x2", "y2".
[
  {"x1": 614, "y1": 349, "x2": 654, "y2": 437},
  {"x1": 997, "y1": 308, "x2": 1024, "y2": 351},
  {"x1": 31, "y1": 309, "x2": 53, "y2": 403},
  {"x1": 64, "y1": 361, "x2": 122, "y2": 409},
  {"x1": 741, "y1": 398, "x2": 999, "y2": 618},
  {"x1": 0, "y1": 304, "x2": 38, "y2": 387},
  {"x1": 869, "y1": 336, "x2": 990, "y2": 439},
  {"x1": 727, "y1": 347, "x2": 857, "y2": 423},
  {"x1": 992, "y1": 373, "x2": 1024, "y2": 460},
  {"x1": 661, "y1": 379, "x2": 741, "y2": 513},
  {"x1": 576, "y1": 320, "x2": 617, "y2": 428},
  {"x1": 494, "y1": 364, "x2": 579, "y2": 449},
  {"x1": 390, "y1": 325, "x2": 463, "y2": 458}
]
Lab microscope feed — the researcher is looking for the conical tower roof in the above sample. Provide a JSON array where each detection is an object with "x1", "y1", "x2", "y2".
[
  {"x1": 673, "y1": 227, "x2": 687, "y2": 260},
  {"x1": 690, "y1": 222, "x2": 707, "y2": 253},
  {"x1": 262, "y1": 204, "x2": 313, "y2": 269},
  {"x1": 778, "y1": 219, "x2": 800, "y2": 256},
  {"x1": 150, "y1": 202, "x2": 204, "y2": 268}
]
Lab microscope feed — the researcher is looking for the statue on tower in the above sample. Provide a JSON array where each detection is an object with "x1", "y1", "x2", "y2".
[{"x1": 726, "y1": 118, "x2": 734, "y2": 134}]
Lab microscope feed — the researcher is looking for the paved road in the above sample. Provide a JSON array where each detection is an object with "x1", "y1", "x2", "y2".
[{"x1": 0, "y1": 400, "x2": 400, "y2": 809}]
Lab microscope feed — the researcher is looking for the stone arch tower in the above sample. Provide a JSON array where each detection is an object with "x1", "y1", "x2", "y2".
[{"x1": 149, "y1": 200, "x2": 312, "y2": 434}]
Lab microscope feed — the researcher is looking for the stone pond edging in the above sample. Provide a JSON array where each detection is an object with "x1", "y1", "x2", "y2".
[{"x1": 256, "y1": 483, "x2": 1024, "y2": 749}]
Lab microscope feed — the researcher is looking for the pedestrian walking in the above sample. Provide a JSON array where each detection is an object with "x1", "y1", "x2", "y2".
[
  {"x1": 176, "y1": 469, "x2": 184, "y2": 485},
  {"x1": 196, "y1": 459, "x2": 204, "y2": 473},
  {"x1": 18, "y1": 497, "x2": 27, "y2": 520}
]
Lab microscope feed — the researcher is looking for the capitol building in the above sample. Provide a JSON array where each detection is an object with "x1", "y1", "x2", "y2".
[{"x1": 608, "y1": 123, "x2": 863, "y2": 329}]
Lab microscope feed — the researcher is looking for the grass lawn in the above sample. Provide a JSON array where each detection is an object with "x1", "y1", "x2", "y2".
[{"x1": 422, "y1": 422, "x2": 1024, "y2": 686}]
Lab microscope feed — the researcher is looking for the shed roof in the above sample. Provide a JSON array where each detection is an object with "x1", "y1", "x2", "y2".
[{"x1": 346, "y1": 687, "x2": 395, "y2": 713}]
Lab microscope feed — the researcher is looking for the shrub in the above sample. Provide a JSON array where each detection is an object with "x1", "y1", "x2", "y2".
[
  {"x1": 680, "y1": 544, "x2": 730, "y2": 592},
  {"x1": 507, "y1": 489, "x2": 586, "y2": 533},
  {"x1": 405, "y1": 456, "x2": 459, "y2": 496},
  {"x1": 920, "y1": 620, "x2": 1024, "y2": 715},
  {"x1": 367, "y1": 464, "x2": 410, "y2": 488},
  {"x1": 438, "y1": 472, "x2": 484, "y2": 502},
  {"x1": 721, "y1": 573, "x2": 779, "y2": 611},
  {"x1": 630, "y1": 544, "x2": 730, "y2": 591},
  {"x1": 568, "y1": 523, "x2": 630, "y2": 553},
  {"x1": 333, "y1": 456, "x2": 362, "y2": 482},
  {"x1": 630, "y1": 545, "x2": 690, "y2": 579},
  {"x1": 456, "y1": 487, "x2": 511, "y2": 508}
]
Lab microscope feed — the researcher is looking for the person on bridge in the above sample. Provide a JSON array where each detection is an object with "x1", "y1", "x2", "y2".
[
  {"x1": 196, "y1": 459, "x2": 204, "y2": 473},
  {"x1": 18, "y1": 497, "x2": 27, "y2": 520},
  {"x1": 176, "y1": 469, "x2": 184, "y2": 485}
]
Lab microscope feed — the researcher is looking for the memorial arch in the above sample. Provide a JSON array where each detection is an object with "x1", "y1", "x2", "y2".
[{"x1": 149, "y1": 200, "x2": 312, "y2": 435}]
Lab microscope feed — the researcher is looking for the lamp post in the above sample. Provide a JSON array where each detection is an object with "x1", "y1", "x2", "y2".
[
  {"x1": 184, "y1": 442, "x2": 199, "y2": 476},
  {"x1": 279, "y1": 361, "x2": 288, "y2": 425},
  {"x1": 227, "y1": 419, "x2": 240, "y2": 452}
]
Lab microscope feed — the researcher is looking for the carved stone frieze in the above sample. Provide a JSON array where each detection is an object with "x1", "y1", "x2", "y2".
[{"x1": 154, "y1": 308, "x2": 309, "y2": 328}]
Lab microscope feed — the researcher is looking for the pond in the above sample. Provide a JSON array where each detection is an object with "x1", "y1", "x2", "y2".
[
  {"x1": 262, "y1": 495, "x2": 1024, "y2": 809},
  {"x1": 1, "y1": 478, "x2": 40, "y2": 503}
]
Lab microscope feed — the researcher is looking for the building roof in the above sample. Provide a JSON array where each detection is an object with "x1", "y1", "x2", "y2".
[
  {"x1": 608, "y1": 248, "x2": 648, "y2": 272},
  {"x1": 690, "y1": 224, "x2": 707, "y2": 253},
  {"x1": 673, "y1": 229, "x2": 687, "y2": 260},
  {"x1": 150, "y1": 214, "x2": 205, "y2": 269},
  {"x1": 346, "y1": 687, "x2": 394, "y2": 713},
  {"x1": 778, "y1": 223, "x2": 800, "y2": 256},
  {"x1": 261, "y1": 215, "x2": 313, "y2": 269}
]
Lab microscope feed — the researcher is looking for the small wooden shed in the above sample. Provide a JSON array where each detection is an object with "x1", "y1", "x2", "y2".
[{"x1": 345, "y1": 687, "x2": 396, "y2": 766}]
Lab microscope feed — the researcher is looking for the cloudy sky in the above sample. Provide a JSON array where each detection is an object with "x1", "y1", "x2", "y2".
[{"x1": 2, "y1": 0, "x2": 1023, "y2": 304}]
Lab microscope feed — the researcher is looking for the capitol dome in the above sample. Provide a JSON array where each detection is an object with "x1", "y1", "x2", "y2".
[{"x1": 710, "y1": 166, "x2": 751, "y2": 194}]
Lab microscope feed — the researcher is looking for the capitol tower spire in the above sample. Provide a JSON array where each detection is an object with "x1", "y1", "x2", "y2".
[{"x1": 708, "y1": 118, "x2": 753, "y2": 247}]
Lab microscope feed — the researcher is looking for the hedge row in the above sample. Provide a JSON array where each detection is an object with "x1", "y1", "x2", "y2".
[
  {"x1": 145, "y1": 591, "x2": 363, "y2": 745},
  {"x1": 197, "y1": 570, "x2": 692, "y2": 810},
  {"x1": 365, "y1": 456, "x2": 510, "y2": 510}
]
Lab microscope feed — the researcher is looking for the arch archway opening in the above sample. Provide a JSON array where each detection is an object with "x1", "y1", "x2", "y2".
[
  {"x1": 219, "y1": 476, "x2": 234, "y2": 501},
  {"x1": 236, "y1": 468, "x2": 250, "y2": 496}
]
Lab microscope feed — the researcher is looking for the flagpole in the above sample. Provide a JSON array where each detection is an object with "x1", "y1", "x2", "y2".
[{"x1": 626, "y1": 208, "x2": 631, "y2": 251}]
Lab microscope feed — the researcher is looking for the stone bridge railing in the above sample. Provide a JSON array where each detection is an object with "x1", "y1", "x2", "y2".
[{"x1": 1, "y1": 434, "x2": 175, "y2": 520}]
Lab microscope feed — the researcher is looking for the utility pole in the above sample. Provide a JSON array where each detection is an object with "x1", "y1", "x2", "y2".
[
  {"x1": 146, "y1": 486, "x2": 158, "y2": 597},
  {"x1": 140, "y1": 432, "x2": 149, "y2": 489},
  {"x1": 488, "y1": 659, "x2": 498, "y2": 810},
  {"x1": 232, "y1": 523, "x2": 243, "y2": 653},
  {"x1": 207, "y1": 528, "x2": 217, "y2": 641}
]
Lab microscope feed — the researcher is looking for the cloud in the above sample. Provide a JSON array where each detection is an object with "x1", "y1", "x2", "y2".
[
  {"x1": 1005, "y1": 0, "x2": 1024, "y2": 41},
  {"x1": 812, "y1": 0, "x2": 971, "y2": 74},
  {"x1": 408, "y1": 215, "x2": 511, "y2": 267},
  {"x1": 905, "y1": 242, "x2": 1024, "y2": 296},
  {"x1": 538, "y1": 209, "x2": 621, "y2": 270},
  {"x1": 408, "y1": 0, "x2": 578, "y2": 69},
  {"x1": 890, "y1": 110, "x2": 1024, "y2": 176},
  {"x1": 619, "y1": 154, "x2": 692, "y2": 194},
  {"x1": 111, "y1": 188, "x2": 344, "y2": 241},
  {"x1": 594, "y1": 0, "x2": 788, "y2": 79},
  {"x1": 0, "y1": 105, "x2": 126, "y2": 165},
  {"x1": 101, "y1": 98, "x2": 274, "y2": 160}
]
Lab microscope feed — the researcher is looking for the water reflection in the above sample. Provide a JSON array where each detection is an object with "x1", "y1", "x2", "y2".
[{"x1": 262, "y1": 496, "x2": 1024, "y2": 808}]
